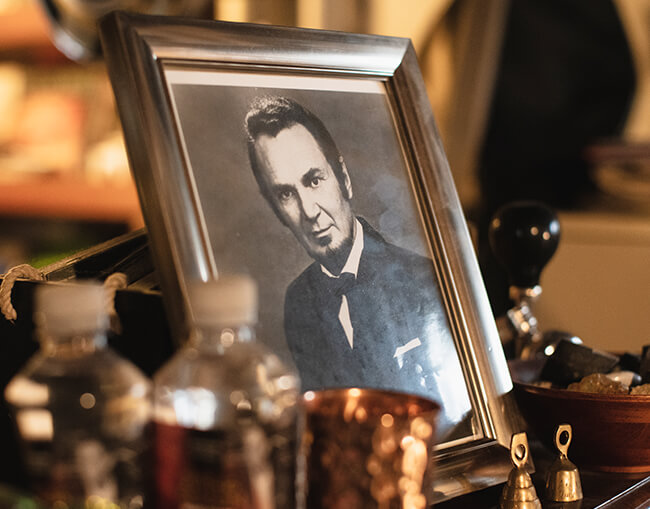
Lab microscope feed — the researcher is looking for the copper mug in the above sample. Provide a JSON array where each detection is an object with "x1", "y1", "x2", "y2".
[{"x1": 302, "y1": 388, "x2": 440, "y2": 509}]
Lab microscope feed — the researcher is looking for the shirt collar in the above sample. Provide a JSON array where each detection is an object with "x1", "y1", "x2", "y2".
[{"x1": 320, "y1": 218, "x2": 363, "y2": 278}]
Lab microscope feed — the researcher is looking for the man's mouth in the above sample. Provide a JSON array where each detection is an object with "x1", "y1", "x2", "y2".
[{"x1": 312, "y1": 225, "x2": 333, "y2": 239}]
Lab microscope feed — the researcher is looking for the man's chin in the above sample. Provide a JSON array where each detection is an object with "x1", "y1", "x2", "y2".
[
  {"x1": 315, "y1": 234, "x2": 333, "y2": 247},
  {"x1": 318, "y1": 245, "x2": 351, "y2": 270}
]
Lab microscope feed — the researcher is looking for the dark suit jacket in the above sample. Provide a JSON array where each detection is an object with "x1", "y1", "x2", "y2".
[{"x1": 284, "y1": 218, "x2": 454, "y2": 402}]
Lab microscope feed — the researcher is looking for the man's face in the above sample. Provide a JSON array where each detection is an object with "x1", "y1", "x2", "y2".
[{"x1": 253, "y1": 123, "x2": 355, "y2": 271}]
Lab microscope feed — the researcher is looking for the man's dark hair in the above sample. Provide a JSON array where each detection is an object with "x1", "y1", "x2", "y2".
[{"x1": 244, "y1": 96, "x2": 348, "y2": 212}]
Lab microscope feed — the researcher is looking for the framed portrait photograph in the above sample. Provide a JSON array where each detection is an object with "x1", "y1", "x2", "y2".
[{"x1": 99, "y1": 12, "x2": 522, "y2": 502}]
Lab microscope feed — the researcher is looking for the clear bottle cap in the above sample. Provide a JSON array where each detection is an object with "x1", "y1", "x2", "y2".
[
  {"x1": 188, "y1": 275, "x2": 258, "y2": 327},
  {"x1": 35, "y1": 281, "x2": 109, "y2": 337}
]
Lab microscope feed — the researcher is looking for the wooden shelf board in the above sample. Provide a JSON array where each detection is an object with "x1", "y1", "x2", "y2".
[{"x1": 0, "y1": 176, "x2": 144, "y2": 229}]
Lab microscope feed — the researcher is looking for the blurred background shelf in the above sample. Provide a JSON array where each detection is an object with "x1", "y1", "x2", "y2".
[
  {"x1": 0, "y1": 175, "x2": 142, "y2": 229},
  {"x1": 0, "y1": 0, "x2": 137, "y2": 270}
]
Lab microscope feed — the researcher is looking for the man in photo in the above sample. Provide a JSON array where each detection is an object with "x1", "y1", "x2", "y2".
[{"x1": 244, "y1": 95, "x2": 455, "y2": 401}]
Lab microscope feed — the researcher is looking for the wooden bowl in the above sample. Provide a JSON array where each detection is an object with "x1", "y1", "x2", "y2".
[{"x1": 509, "y1": 359, "x2": 650, "y2": 473}]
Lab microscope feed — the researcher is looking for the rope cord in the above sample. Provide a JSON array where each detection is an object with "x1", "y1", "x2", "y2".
[
  {"x1": 0, "y1": 264, "x2": 45, "y2": 321},
  {"x1": 0, "y1": 265, "x2": 128, "y2": 334},
  {"x1": 104, "y1": 272, "x2": 128, "y2": 334}
]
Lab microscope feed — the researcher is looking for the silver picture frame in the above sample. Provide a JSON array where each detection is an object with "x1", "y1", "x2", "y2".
[{"x1": 99, "y1": 11, "x2": 523, "y2": 502}]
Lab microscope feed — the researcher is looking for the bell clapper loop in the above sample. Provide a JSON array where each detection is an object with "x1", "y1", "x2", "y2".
[
  {"x1": 499, "y1": 432, "x2": 542, "y2": 509},
  {"x1": 511, "y1": 432, "x2": 530, "y2": 469},
  {"x1": 556, "y1": 423, "x2": 572, "y2": 457},
  {"x1": 545, "y1": 423, "x2": 584, "y2": 503}
]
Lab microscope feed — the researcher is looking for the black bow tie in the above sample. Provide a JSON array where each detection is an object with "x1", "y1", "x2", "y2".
[{"x1": 323, "y1": 272, "x2": 356, "y2": 297}]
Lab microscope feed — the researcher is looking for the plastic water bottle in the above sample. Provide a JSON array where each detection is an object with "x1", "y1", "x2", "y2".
[
  {"x1": 153, "y1": 275, "x2": 302, "y2": 509},
  {"x1": 4, "y1": 281, "x2": 152, "y2": 509}
]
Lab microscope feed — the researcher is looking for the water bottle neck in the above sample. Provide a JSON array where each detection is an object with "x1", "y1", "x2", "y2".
[
  {"x1": 191, "y1": 323, "x2": 256, "y2": 352},
  {"x1": 41, "y1": 329, "x2": 108, "y2": 357}
]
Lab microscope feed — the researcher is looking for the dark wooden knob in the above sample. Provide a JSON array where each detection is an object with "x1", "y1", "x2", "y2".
[{"x1": 488, "y1": 201, "x2": 560, "y2": 288}]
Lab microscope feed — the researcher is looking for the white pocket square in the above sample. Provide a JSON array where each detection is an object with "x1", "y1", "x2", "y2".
[{"x1": 394, "y1": 337, "x2": 422, "y2": 358}]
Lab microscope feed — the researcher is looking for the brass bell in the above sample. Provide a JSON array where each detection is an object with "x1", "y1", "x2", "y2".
[
  {"x1": 499, "y1": 432, "x2": 542, "y2": 509},
  {"x1": 545, "y1": 424, "x2": 583, "y2": 502}
]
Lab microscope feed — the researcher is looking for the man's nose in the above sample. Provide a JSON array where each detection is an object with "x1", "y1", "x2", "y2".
[{"x1": 298, "y1": 190, "x2": 320, "y2": 221}]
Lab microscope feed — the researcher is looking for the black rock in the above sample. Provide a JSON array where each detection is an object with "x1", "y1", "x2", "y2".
[
  {"x1": 540, "y1": 339, "x2": 619, "y2": 387},
  {"x1": 618, "y1": 352, "x2": 642, "y2": 374},
  {"x1": 640, "y1": 345, "x2": 650, "y2": 384}
]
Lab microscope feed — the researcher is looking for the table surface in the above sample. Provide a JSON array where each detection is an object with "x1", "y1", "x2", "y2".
[{"x1": 437, "y1": 441, "x2": 650, "y2": 508}]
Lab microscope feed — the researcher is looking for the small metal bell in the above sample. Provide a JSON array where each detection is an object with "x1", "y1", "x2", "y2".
[
  {"x1": 545, "y1": 424, "x2": 583, "y2": 502},
  {"x1": 499, "y1": 432, "x2": 542, "y2": 509}
]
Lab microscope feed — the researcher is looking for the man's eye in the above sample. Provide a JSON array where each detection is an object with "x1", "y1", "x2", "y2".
[
  {"x1": 309, "y1": 177, "x2": 321, "y2": 188},
  {"x1": 279, "y1": 190, "x2": 293, "y2": 201}
]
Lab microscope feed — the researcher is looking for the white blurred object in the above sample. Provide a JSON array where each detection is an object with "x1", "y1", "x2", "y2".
[
  {"x1": 35, "y1": 281, "x2": 109, "y2": 337},
  {"x1": 85, "y1": 130, "x2": 131, "y2": 185}
]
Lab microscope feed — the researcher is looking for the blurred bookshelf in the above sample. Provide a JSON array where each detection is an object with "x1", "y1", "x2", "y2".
[{"x1": 0, "y1": 0, "x2": 141, "y2": 272}]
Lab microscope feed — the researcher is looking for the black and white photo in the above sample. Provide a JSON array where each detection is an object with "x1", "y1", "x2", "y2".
[{"x1": 164, "y1": 73, "x2": 474, "y2": 439}]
